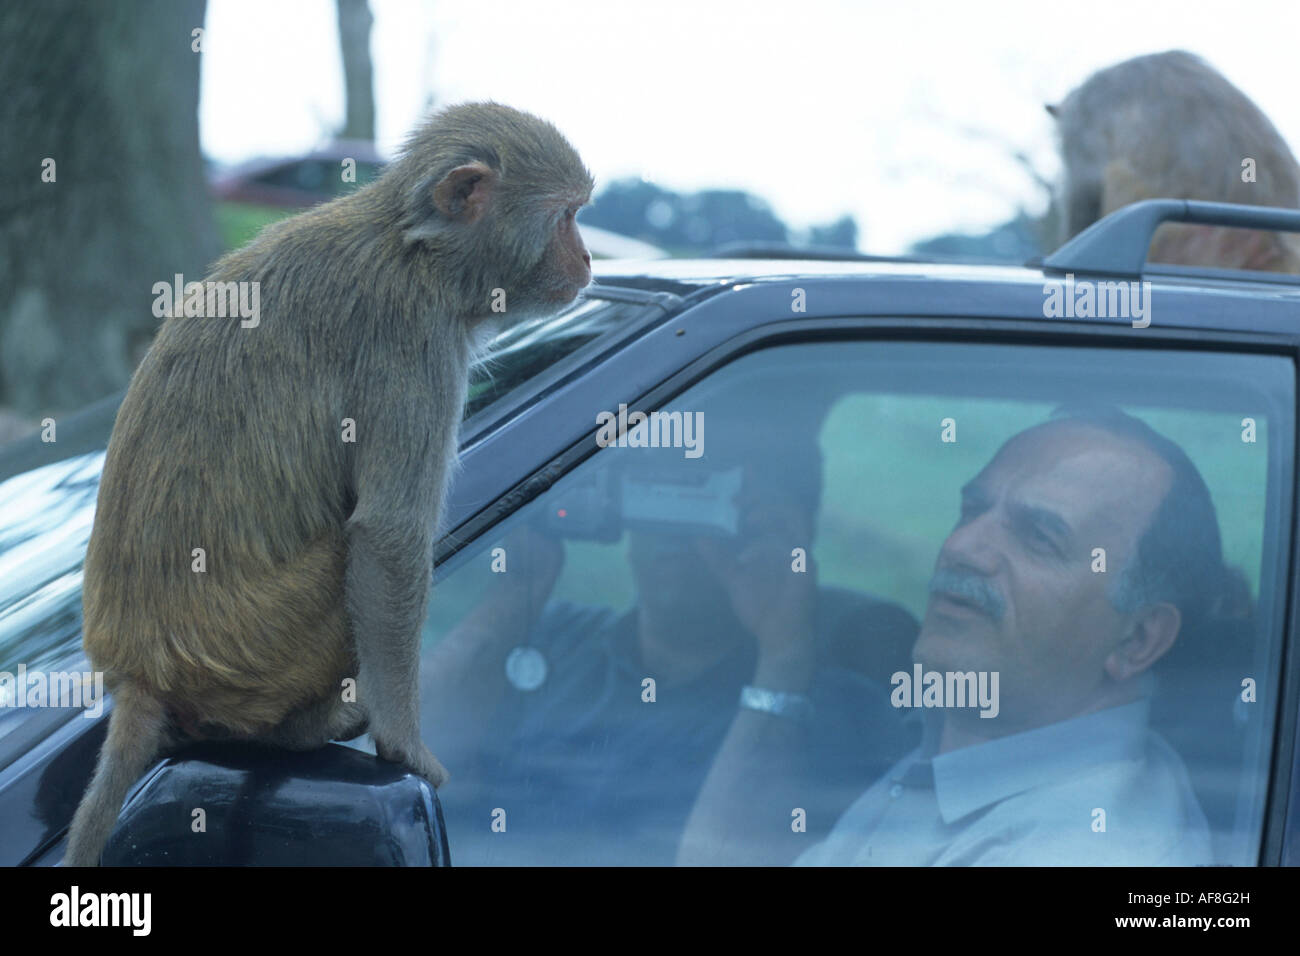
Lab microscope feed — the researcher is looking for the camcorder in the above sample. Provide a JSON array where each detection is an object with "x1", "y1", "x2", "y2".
[{"x1": 543, "y1": 464, "x2": 743, "y2": 542}]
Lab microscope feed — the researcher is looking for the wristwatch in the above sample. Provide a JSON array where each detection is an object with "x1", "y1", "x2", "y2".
[{"x1": 739, "y1": 685, "x2": 814, "y2": 725}]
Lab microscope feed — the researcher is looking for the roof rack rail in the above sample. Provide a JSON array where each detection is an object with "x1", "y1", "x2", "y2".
[
  {"x1": 706, "y1": 241, "x2": 931, "y2": 263},
  {"x1": 1042, "y1": 199, "x2": 1300, "y2": 279}
]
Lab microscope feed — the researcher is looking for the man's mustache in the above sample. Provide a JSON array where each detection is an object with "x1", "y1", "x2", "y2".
[{"x1": 928, "y1": 566, "x2": 1006, "y2": 622}]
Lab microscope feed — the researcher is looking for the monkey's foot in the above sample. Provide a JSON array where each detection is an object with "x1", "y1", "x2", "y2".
[{"x1": 376, "y1": 739, "x2": 450, "y2": 789}]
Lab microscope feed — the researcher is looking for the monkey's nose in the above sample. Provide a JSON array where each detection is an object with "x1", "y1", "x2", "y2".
[{"x1": 582, "y1": 251, "x2": 591, "y2": 266}]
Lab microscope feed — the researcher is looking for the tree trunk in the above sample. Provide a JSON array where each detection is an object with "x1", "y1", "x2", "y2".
[
  {"x1": 337, "y1": 0, "x2": 375, "y2": 142},
  {"x1": 0, "y1": 0, "x2": 219, "y2": 417}
]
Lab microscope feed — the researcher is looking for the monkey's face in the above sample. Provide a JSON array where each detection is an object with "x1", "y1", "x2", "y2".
[
  {"x1": 912, "y1": 424, "x2": 1171, "y2": 730},
  {"x1": 515, "y1": 200, "x2": 592, "y2": 308},
  {"x1": 400, "y1": 122, "x2": 593, "y2": 323}
]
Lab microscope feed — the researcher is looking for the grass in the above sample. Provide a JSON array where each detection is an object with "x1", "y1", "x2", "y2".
[{"x1": 213, "y1": 202, "x2": 295, "y2": 251}]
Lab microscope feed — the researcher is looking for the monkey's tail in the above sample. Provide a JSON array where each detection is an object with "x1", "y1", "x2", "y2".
[{"x1": 64, "y1": 683, "x2": 167, "y2": 867}]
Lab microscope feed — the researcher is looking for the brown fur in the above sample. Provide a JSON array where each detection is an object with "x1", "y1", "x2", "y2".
[
  {"x1": 1050, "y1": 50, "x2": 1300, "y2": 272},
  {"x1": 65, "y1": 102, "x2": 593, "y2": 865}
]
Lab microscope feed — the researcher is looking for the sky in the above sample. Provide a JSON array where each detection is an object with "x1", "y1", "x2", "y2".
[{"x1": 199, "y1": 0, "x2": 1300, "y2": 254}]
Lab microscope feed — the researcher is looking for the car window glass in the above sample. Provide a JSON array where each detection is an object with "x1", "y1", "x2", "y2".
[
  {"x1": 419, "y1": 339, "x2": 1290, "y2": 866},
  {"x1": 464, "y1": 296, "x2": 655, "y2": 421}
]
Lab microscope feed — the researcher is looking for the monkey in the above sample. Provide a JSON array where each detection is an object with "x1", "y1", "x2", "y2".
[
  {"x1": 1048, "y1": 50, "x2": 1300, "y2": 273},
  {"x1": 63, "y1": 102, "x2": 594, "y2": 866}
]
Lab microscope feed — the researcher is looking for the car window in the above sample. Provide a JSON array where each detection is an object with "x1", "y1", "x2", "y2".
[
  {"x1": 418, "y1": 339, "x2": 1290, "y2": 866},
  {"x1": 253, "y1": 160, "x2": 330, "y2": 194},
  {"x1": 252, "y1": 159, "x2": 383, "y2": 198}
]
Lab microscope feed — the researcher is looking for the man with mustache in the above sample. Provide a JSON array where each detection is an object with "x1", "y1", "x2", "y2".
[{"x1": 794, "y1": 406, "x2": 1226, "y2": 865}]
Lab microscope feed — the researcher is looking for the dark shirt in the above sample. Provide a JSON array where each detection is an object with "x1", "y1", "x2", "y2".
[{"x1": 439, "y1": 592, "x2": 916, "y2": 865}]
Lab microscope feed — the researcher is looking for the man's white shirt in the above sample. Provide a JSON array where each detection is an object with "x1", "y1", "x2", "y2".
[{"x1": 793, "y1": 695, "x2": 1212, "y2": 866}]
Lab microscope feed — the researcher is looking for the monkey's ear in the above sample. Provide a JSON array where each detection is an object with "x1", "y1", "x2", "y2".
[
  {"x1": 432, "y1": 162, "x2": 496, "y2": 223},
  {"x1": 1045, "y1": 103, "x2": 1060, "y2": 119}
]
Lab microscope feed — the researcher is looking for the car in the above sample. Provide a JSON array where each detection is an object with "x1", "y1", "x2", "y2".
[
  {"x1": 208, "y1": 144, "x2": 666, "y2": 259},
  {"x1": 209, "y1": 142, "x2": 390, "y2": 209},
  {"x1": 2, "y1": 199, "x2": 1299, "y2": 866}
]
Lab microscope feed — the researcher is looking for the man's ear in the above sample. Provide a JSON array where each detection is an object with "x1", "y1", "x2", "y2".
[
  {"x1": 432, "y1": 162, "x2": 496, "y2": 223},
  {"x1": 1104, "y1": 602, "x2": 1181, "y2": 682}
]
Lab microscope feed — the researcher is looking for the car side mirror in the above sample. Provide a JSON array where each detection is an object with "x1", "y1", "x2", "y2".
[{"x1": 99, "y1": 741, "x2": 451, "y2": 866}]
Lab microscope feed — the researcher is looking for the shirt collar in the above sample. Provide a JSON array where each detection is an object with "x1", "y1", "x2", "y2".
[{"x1": 928, "y1": 694, "x2": 1152, "y2": 825}]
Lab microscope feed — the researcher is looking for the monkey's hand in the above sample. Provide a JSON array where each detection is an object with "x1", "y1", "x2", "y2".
[{"x1": 375, "y1": 736, "x2": 451, "y2": 789}]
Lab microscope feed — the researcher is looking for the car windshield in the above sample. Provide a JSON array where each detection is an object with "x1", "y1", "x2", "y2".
[
  {"x1": 0, "y1": 451, "x2": 102, "y2": 751},
  {"x1": 464, "y1": 292, "x2": 663, "y2": 423}
]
